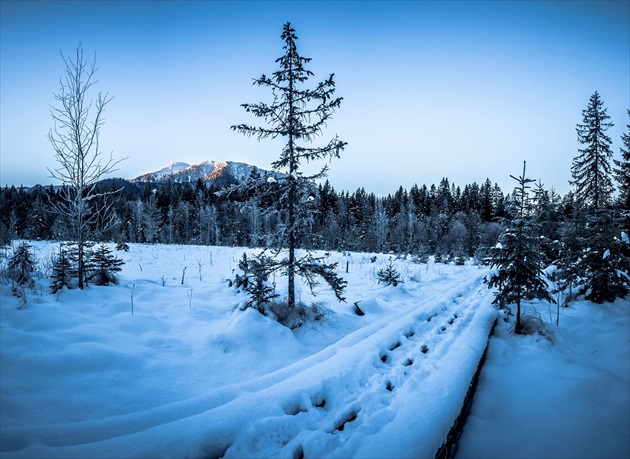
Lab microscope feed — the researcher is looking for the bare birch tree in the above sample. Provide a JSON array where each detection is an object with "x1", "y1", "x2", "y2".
[{"x1": 48, "y1": 44, "x2": 123, "y2": 289}]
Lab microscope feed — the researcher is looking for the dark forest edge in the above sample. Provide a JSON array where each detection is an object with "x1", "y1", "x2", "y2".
[
  {"x1": 2, "y1": 172, "x2": 627, "y2": 257},
  {"x1": 0, "y1": 174, "x2": 546, "y2": 257}
]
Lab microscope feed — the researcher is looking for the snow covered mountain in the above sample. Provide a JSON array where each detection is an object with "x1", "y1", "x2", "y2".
[
  {"x1": 131, "y1": 161, "x2": 190, "y2": 183},
  {"x1": 131, "y1": 160, "x2": 273, "y2": 186}
]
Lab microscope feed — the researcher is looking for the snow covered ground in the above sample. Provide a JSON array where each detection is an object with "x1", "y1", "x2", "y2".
[
  {"x1": 457, "y1": 299, "x2": 630, "y2": 459},
  {"x1": 1, "y1": 242, "x2": 627, "y2": 458},
  {"x1": 1, "y1": 242, "x2": 496, "y2": 458}
]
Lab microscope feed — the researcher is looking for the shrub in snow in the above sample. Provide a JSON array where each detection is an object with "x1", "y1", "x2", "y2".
[
  {"x1": 474, "y1": 246, "x2": 494, "y2": 266},
  {"x1": 377, "y1": 259, "x2": 403, "y2": 287},
  {"x1": 50, "y1": 245, "x2": 73, "y2": 293},
  {"x1": 560, "y1": 210, "x2": 630, "y2": 304},
  {"x1": 86, "y1": 244, "x2": 124, "y2": 286},
  {"x1": 412, "y1": 253, "x2": 429, "y2": 264},
  {"x1": 518, "y1": 307, "x2": 555, "y2": 342},
  {"x1": 231, "y1": 253, "x2": 251, "y2": 291},
  {"x1": 8, "y1": 242, "x2": 35, "y2": 288},
  {"x1": 115, "y1": 240, "x2": 129, "y2": 252},
  {"x1": 233, "y1": 253, "x2": 279, "y2": 314},
  {"x1": 552, "y1": 230, "x2": 583, "y2": 307},
  {"x1": 455, "y1": 255, "x2": 467, "y2": 266},
  {"x1": 579, "y1": 213, "x2": 630, "y2": 303},
  {"x1": 267, "y1": 299, "x2": 329, "y2": 330},
  {"x1": 60, "y1": 241, "x2": 95, "y2": 283}
]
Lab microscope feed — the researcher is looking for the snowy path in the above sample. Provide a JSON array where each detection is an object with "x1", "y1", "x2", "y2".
[
  {"x1": 1, "y1": 244, "x2": 497, "y2": 459},
  {"x1": 219, "y1": 272, "x2": 496, "y2": 459}
]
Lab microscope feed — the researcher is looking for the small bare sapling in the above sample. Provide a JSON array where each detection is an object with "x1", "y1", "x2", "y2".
[
  {"x1": 196, "y1": 259, "x2": 206, "y2": 281},
  {"x1": 130, "y1": 283, "x2": 136, "y2": 315}
]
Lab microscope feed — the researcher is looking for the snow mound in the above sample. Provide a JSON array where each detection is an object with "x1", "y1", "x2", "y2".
[
  {"x1": 357, "y1": 298, "x2": 382, "y2": 315},
  {"x1": 211, "y1": 307, "x2": 300, "y2": 354}
]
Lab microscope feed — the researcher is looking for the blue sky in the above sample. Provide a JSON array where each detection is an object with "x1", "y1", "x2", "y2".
[{"x1": 1, "y1": 0, "x2": 628, "y2": 196}]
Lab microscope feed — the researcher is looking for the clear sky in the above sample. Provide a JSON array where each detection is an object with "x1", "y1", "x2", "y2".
[{"x1": 1, "y1": 0, "x2": 628, "y2": 196}]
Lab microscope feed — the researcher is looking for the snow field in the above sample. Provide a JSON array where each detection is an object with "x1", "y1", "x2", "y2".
[
  {"x1": 457, "y1": 299, "x2": 630, "y2": 459},
  {"x1": 1, "y1": 242, "x2": 496, "y2": 458}
]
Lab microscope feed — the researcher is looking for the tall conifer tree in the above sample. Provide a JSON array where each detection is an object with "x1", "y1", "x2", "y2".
[
  {"x1": 613, "y1": 110, "x2": 630, "y2": 211},
  {"x1": 560, "y1": 97, "x2": 629, "y2": 304},
  {"x1": 487, "y1": 162, "x2": 554, "y2": 333},
  {"x1": 228, "y1": 22, "x2": 347, "y2": 309},
  {"x1": 570, "y1": 91, "x2": 615, "y2": 209}
]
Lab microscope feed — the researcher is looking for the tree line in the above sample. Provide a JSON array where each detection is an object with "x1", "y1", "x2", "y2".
[
  {"x1": 1, "y1": 156, "x2": 626, "y2": 267},
  {"x1": 1, "y1": 175, "x2": 512, "y2": 257}
]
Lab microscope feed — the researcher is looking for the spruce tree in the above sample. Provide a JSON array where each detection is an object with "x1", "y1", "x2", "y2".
[
  {"x1": 88, "y1": 244, "x2": 124, "y2": 286},
  {"x1": 227, "y1": 22, "x2": 347, "y2": 309},
  {"x1": 62, "y1": 241, "x2": 95, "y2": 286},
  {"x1": 573, "y1": 210, "x2": 630, "y2": 303},
  {"x1": 570, "y1": 91, "x2": 615, "y2": 210},
  {"x1": 487, "y1": 162, "x2": 554, "y2": 333},
  {"x1": 51, "y1": 244, "x2": 73, "y2": 293},
  {"x1": 8, "y1": 242, "x2": 35, "y2": 287},
  {"x1": 554, "y1": 214, "x2": 585, "y2": 306},
  {"x1": 559, "y1": 98, "x2": 629, "y2": 304},
  {"x1": 233, "y1": 253, "x2": 279, "y2": 314},
  {"x1": 613, "y1": 110, "x2": 630, "y2": 211},
  {"x1": 532, "y1": 181, "x2": 561, "y2": 265},
  {"x1": 377, "y1": 259, "x2": 403, "y2": 287}
]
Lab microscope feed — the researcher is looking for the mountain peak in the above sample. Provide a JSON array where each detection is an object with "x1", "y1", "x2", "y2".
[{"x1": 130, "y1": 160, "x2": 274, "y2": 186}]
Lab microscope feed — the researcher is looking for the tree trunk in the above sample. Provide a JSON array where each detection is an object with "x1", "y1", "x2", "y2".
[
  {"x1": 77, "y1": 186, "x2": 85, "y2": 289},
  {"x1": 287, "y1": 55, "x2": 296, "y2": 309},
  {"x1": 288, "y1": 183, "x2": 295, "y2": 308}
]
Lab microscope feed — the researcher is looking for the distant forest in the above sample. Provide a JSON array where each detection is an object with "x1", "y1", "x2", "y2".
[{"x1": 0, "y1": 174, "x2": 583, "y2": 261}]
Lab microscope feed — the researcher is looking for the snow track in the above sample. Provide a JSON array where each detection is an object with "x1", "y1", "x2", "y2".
[
  {"x1": 2, "y1": 254, "x2": 496, "y2": 459},
  {"x1": 211, "y1": 277, "x2": 480, "y2": 458},
  {"x1": 216, "y1": 273, "x2": 496, "y2": 459}
]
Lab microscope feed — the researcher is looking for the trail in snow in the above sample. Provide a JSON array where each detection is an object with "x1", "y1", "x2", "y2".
[{"x1": 221, "y1": 273, "x2": 495, "y2": 459}]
